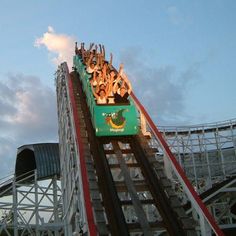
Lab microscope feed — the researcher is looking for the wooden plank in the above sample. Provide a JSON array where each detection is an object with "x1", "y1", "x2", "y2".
[{"x1": 112, "y1": 141, "x2": 153, "y2": 236}]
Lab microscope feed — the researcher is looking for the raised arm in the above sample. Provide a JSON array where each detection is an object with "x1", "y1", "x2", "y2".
[
  {"x1": 95, "y1": 72, "x2": 102, "y2": 93},
  {"x1": 113, "y1": 64, "x2": 124, "y2": 93},
  {"x1": 107, "y1": 73, "x2": 115, "y2": 95},
  {"x1": 75, "y1": 42, "x2": 79, "y2": 54},
  {"x1": 90, "y1": 81, "x2": 99, "y2": 99},
  {"x1": 81, "y1": 42, "x2": 85, "y2": 61},
  {"x1": 109, "y1": 53, "x2": 113, "y2": 68},
  {"x1": 86, "y1": 53, "x2": 94, "y2": 68},
  {"x1": 98, "y1": 44, "x2": 104, "y2": 67},
  {"x1": 88, "y1": 43, "x2": 94, "y2": 52},
  {"x1": 94, "y1": 44, "x2": 98, "y2": 55},
  {"x1": 102, "y1": 45, "x2": 106, "y2": 58},
  {"x1": 113, "y1": 75, "x2": 122, "y2": 94},
  {"x1": 122, "y1": 73, "x2": 132, "y2": 94}
]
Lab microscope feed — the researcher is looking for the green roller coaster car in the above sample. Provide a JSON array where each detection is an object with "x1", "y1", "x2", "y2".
[{"x1": 73, "y1": 55, "x2": 139, "y2": 136}]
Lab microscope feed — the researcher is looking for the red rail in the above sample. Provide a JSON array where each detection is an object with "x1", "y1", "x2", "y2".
[
  {"x1": 68, "y1": 72, "x2": 97, "y2": 235},
  {"x1": 131, "y1": 92, "x2": 224, "y2": 236}
]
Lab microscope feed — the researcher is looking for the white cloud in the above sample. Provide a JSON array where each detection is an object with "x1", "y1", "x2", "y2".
[
  {"x1": 0, "y1": 26, "x2": 73, "y2": 178},
  {"x1": 0, "y1": 74, "x2": 58, "y2": 178},
  {"x1": 34, "y1": 26, "x2": 75, "y2": 69}
]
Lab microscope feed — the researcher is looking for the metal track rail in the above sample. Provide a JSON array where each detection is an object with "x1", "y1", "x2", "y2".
[{"x1": 71, "y1": 70, "x2": 197, "y2": 235}]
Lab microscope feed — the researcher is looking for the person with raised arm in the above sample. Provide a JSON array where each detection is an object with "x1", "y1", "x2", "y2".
[
  {"x1": 86, "y1": 53, "x2": 98, "y2": 74},
  {"x1": 108, "y1": 53, "x2": 113, "y2": 70},
  {"x1": 113, "y1": 64, "x2": 132, "y2": 104},
  {"x1": 90, "y1": 80, "x2": 110, "y2": 104},
  {"x1": 107, "y1": 69, "x2": 116, "y2": 104}
]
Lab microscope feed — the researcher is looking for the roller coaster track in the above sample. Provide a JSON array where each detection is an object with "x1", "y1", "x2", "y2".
[{"x1": 62, "y1": 63, "x2": 225, "y2": 235}]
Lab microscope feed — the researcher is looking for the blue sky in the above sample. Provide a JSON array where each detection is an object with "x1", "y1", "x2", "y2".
[{"x1": 0, "y1": 0, "x2": 236, "y2": 178}]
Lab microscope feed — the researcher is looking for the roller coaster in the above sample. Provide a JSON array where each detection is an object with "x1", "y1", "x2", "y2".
[
  {"x1": 0, "y1": 44, "x2": 235, "y2": 235},
  {"x1": 55, "y1": 44, "x2": 225, "y2": 236},
  {"x1": 73, "y1": 54, "x2": 139, "y2": 136}
]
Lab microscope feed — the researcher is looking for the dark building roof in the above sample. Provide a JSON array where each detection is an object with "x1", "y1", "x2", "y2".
[{"x1": 15, "y1": 143, "x2": 60, "y2": 180}]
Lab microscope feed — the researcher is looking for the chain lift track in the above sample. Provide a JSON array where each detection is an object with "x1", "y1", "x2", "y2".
[{"x1": 68, "y1": 70, "x2": 198, "y2": 235}]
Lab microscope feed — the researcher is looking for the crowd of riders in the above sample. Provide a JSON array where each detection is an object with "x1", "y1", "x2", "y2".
[{"x1": 75, "y1": 42, "x2": 132, "y2": 104}]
